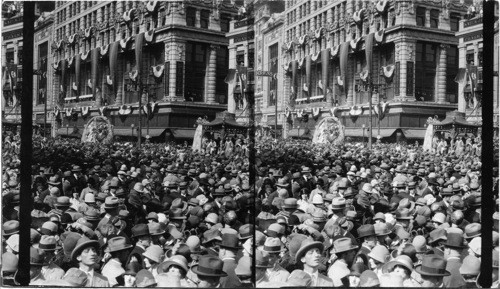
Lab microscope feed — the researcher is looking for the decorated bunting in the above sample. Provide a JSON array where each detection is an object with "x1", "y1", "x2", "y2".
[
  {"x1": 91, "y1": 48, "x2": 100, "y2": 98},
  {"x1": 311, "y1": 51, "x2": 320, "y2": 62},
  {"x1": 108, "y1": 41, "x2": 120, "y2": 88},
  {"x1": 81, "y1": 50, "x2": 90, "y2": 61},
  {"x1": 152, "y1": 64, "x2": 165, "y2": 78},
  {"x1": 88, "y1": 79, "x2": 93, "y2": 89},
  {"x1": 84, "y1": 27, "x2": 93, "y2": 39},
  {"x1": 68, "y1": 56, "x2": 75, "y2": 67},
  {"x1": 118, "y1": 104, "x2": 132, "y2": 115},
  {"x1": 298, "y1": 57, "x2": 305, "y2": 69},
  {"x1": 330, "y1": 45, "x2": 340, "y2": 58},
  {"x1": 376, "y1": 0, "x2": 389, "y2": 14},
  {"x1": 65, "y1": 108, "x2": 73, "y2": 117},
  {"x1": 298, "y1": 35, "x2": 308, "y2": 46},
  {"x1": 339, "y1": 42, "x2": 349, "y2": 92},
  {"x1": 352, "y1": 8, "x2": 365, "y2": 24},
  {"x1": 360, "y1": 71, "x2": 369, "y2": 83},
  {"x1": 106, "y1": 75, "x2": 113, "y2": 86},
  {"x1": 129, "y1": 70, "x2": 139, "y2": 82},
  {"x1": 375, "y1": 29, "x2": 385, "y2": 43},
  {"x1": 81, "y1": 106, "x2": 90, "y2": 117},
  {"x1": 123, "y1": 9, "x2": 135, "y2": 22},
  {"x1": 72, "y1": 82, "x2": 78, "y2": 92},
  {"x1": 350, "y1": 37, "x2": 362, "y2": 50},
  {"x1": 314, "y1": 27, "x2": 324, "y2": 40},
  {"x1": 100, "y1": 44, "x2": 109, "y2": 56},
  {"x1": 120, "y1": 37, "x2": 132, "y2": 50},
  {"x1": 330, "y1": 106, "x2": 339, "y2": 117},
  {"x1": 68, "y1": 34, "x2": 77, "y2": 44},
  {"x1": 365, "y1": 32, "x2": 374, "y2": 83},
  {"x1": 321, "y1": 49, "x2": 329, "y2": 97},
  {"x1": 349, "y1": 105, "x2": 363, "y2": 116},
  {"x1": 99, "y1": 106, "x2": 107, "y2": 116},
  {"x1": 312, "y1": 107, "x2": 321, "y2": 120},
  {"x1": 146, "y1": 0, "x2": 159, "y2": 13},
  {"x1": 383, "y1": 65, "x2": 395, "y2": 80},
  {"x1": 145, "y1": 29, "x2": 155, "y2": 43}
]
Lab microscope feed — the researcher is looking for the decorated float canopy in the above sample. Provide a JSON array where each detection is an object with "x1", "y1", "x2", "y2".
[
  {"x1": 203, "y1": 113, "x2": 249, "y2": 135},
  {"x1": 433, "y1": 111, "x2": 480, "y2": 137}
]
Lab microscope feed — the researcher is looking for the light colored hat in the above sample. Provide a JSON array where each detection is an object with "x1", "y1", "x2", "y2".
[
  {"x1": 312, "y1": 194, "x2": 323, "y2": 205},
  {"x1": 359, "y1": 270, "x2": 380, "y2": 287},
  {"x1": 468, "y1": 237, "x2": 481, "y2": 256},
  {"x1": 368, "y1": 245, "x2": 390, "y2": 263},
  {"x1": 432, "y1": 212, "x2": 446, "y2": 224},
  {"x1": 362, "y1": 183, "x2": 373, "y2": 193},
  {"x1": 142, "y1": 245, "x2": 164, "y2": 264},
  {"x1": 6, "y1": 234, "x2": 19, "y2": 253},
  {"x1": 459, "y1": 255, "x2": 481, "y2": 276}
]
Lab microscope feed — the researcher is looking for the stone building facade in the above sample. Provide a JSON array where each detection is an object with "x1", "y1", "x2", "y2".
[
  {"x1": 51, "y1": 1, "x2": 237, "y2": 141},
  {"x1": 456, "y1": 1, "x2": 499, "y2": 126},
  {"x1": 278, "y1": 0, "x2": 469, "y2": 141}
]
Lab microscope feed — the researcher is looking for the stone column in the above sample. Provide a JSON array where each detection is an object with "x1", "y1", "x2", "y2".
[
  {"x1": 436, "y1": 44, "x2": 448, "y2": 103},
  {"x1": 205, "y1": 44, "x2": 218, "y2": 104},
  {"x1": 457, "y1": 45, "x2": 467, "y2": 112}
]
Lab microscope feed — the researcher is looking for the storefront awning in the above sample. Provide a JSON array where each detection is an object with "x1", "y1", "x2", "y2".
[
  {"x1": 170, "y1": 128, "x2": 196, "y2": 139},
  {"x1": 344, "y1": 128, "x2": 396, "y2": 138},
  {"x1": 402, "y1": 129, "x2": 427, "y2": 139}
]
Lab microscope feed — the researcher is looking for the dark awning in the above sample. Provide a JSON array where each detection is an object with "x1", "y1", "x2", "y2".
[
  {"x1": 345, "y1": 128, "x2": 396, "y2": 138},
  {"x1": 171, "y1": 128, "x2": 196, "y2": 139},
  {"x1": 402, "y1": 129, "x2": 427, "y2": 139}
]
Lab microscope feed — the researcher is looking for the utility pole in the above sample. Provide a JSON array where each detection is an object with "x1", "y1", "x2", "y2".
[
  {"x1": 18, "y1": 2, "x2": 35, "y2": 285},
  {"x1": 369, "y1": 79, "x2": 373, "y2": 149}
]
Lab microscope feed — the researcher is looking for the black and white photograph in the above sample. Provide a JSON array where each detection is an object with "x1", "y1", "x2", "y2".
[{"x1": 0, "y1": 0, "x2": 498, "y2": 288}]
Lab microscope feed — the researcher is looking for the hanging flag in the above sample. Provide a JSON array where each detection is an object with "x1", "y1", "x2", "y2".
[
  {"x1": 454, "y1": 68, "x2": 468, "y2": 89},
  {"x1": 108, "y1": 41, "x2": 120, "y2": 88},
  {"x1": 75, "y1": 54, "x2": 81, "y2": 93},
  {"x1": 365, "y1": 33, "x2": 374, "y2": 82},
  {"x1": 236, "y1": 65, "x2": 247, "y2": 93},
  {"x1": 224, "y1": 69, "x2": 237, "y2": 85},
  {"x1": 135, "y1": 32, "x2": 145, "y2": 83},
  {"x1": 339, "y1": 42, "x2": 350, "y2": 92}
]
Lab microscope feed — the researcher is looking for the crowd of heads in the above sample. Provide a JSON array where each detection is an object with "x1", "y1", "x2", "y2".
[
  {"x1": 2, "y1": 133, "x2": 254, "y2": 287},
  {"x1": 253, "y1": 138, "x2": 498, "y2": 287},
  {"x1": 1, "y1": 130, "x2": 499, "y2": 288}
]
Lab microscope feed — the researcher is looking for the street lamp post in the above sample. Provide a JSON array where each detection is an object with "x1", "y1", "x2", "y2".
[
  {"x1": 362, "y1": 124, "x2": 366, "y2": 144},
  {"x1": 131, "y1": 123, "x2": 135, "y2": 141},
  {"x1": 66, "y1": 123, "x2": 69, "y2": 136}
]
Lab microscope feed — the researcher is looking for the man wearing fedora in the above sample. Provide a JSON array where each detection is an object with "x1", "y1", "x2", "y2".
[
  {"x1": 128, "y1": 223, "x2": 152, "y2": 266},
  {"x1": 442, "y1": 228, "x2": 467, "y2": 288},
  {"x1": 72, "y1": 236, "x2": 110, "y2": 287},
  {"x1": 218, "y1": 233, "x2": 242, "y2": 288},
  {"x1": 97, "y1": 196, "x2": 121, "y2": 229},
  {"x1": 37, "y1": 235, "x2": 65, "y2": 281},
  {"x1": 262, "y1": 237, "x2": 290, "y2": 283},
  {"x1": 415, "y1": 254, "x2": 451, "y2": 287},
  {"x1": 328, "y1": 237, "x2": 359, "y2": 286},
  {"x1": 296, "y1": 237, "x2": 333, "y2": 286},
  {"x1": 101, "y1": 236, "x2": 133, "y2": 287},
  {"x1": 192, "y1": 255, "x2": 228, "y2": 288}
]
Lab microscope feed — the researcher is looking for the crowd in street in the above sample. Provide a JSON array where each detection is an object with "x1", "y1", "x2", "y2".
[
  {"x1": 1, "y1": 129, "x2": 498, "y2": 287},
  {"x1": 253, "y1": 136, "x2": 498, "y2": 288},
  {"x1": 2, "y1": 132, "x2": 253, "y2": 287}
]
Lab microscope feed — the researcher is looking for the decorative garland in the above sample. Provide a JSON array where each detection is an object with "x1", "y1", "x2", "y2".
[
  {"x1": 123, "y1": 9, "x2": 135, "y2": 23},
  {"x1": 84, "y1": 27, "x2": 93, "y2": 39},
  {"x1": 146, "y1": 0, "x2": 159, "y2": 13},
  {"x1": 68, "y1": 34, "x2": 77, "y2": 45},
  {"x1": 298, "y1": 35, "x2": 308, "y2": 46},
  {"x1": 81, "y1": 106, "x2": 91, "y2": 117},
  {"x1": 65, "y1": 108, "x2": 74, "y2": 117},
  {"x1": 81, "y1": 50, "x2": 90, "y2": 61},
  {"x1": 298, "y1": 57, "x2": 305, "y2": 69},
  {"x1": 99, "y1": 106, "x2": 107, "y2": 116}
]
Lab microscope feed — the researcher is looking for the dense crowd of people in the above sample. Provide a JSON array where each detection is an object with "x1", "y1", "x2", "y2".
[
  {"x1": 253, "y1": 137, "x2": 498, "y2": 288},
  {"x1": 1, "y1": 129, "x2": 498, "y2": 287},
  {"x1": 2, "y1": 132, "x2": 253, "y2": 287}
]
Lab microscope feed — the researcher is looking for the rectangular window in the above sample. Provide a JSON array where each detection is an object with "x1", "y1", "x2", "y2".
[
  {"x1": 407, "y1": 62, "x2": 414, "y2": 96},
  {"x1": 186, "y1": 7, "x2": 196, "y2": 27},
  {"x1": 446, "y1": 46, "x2": 458, "y2": 103},
  {"x1": 415, "y1": 42, "x2": 438, "y2": 101},
  {"x1": 430, "y1": 9, "x2": 439, "y2": 28},
  {"x1": 269, "y1": 43, "x2": 278, "y2": 106},
  {"x1": 220, "y1": 14, "x2": 230, "y2": 32},
  {"x1": 478, "y1": 49, "x2": 483, "y2": 66},
  {"x1": 200, "y1": 10, "x2": 209, "y2": 29},
  {"x1": 6, "y1": 49, "x2": 14, "y2": 65},
  {"x1": 176, "y1": 62, "x2": 184, "y2": 96},
  {"x1": 395, "y1": 62, "x2": 400, "y2": 95},
  {"x1": 416, "y1": 7, "x2": 426, "y2": 26},
  {"x1": 216, "y1": 47, "x2": 229, "y2": 104},
  {"x1": 450, "y1": 13, "x2": 460, "y2": 32},
  {"x1": 164, "y1": 61, "x2": 170, "y2": 95},
  {"x1": 466, "y1": 51, "x2": 474, "y2": 65}
]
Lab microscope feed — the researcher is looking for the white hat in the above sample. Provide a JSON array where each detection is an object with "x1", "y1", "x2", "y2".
[
  {"x1": 6, "y1": 234, "x2": 19, "y2": 253},
  {"x1": 468, "y1": 237, "x2": 481, "y2": 256}
]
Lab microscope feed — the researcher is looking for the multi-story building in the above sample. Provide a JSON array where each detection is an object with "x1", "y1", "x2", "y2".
[
  {"x1": 1, "y1": 1, "x2": 55, "y2": 130},
  {"x1": 226, "y1": 1, "x2": 256, "y2": 124},
  {"x1": 2, "y1": 1, "x2": 24, "y2": 123},
  {"x1": 34, "y1": 9, "x2": 56, "y2": 136},
  {"x1": 456, "y1": 1, "x2": 499, "y2": 127},
  {"x1": 253, "y1": 0, "x2": 285, "y2": 136},
  {"x1": 277, "y1": 0, "x2": 468, "y2": 141},
  {"x1": 51, "y1": 1, "x2": 237, "y2": 141}
]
